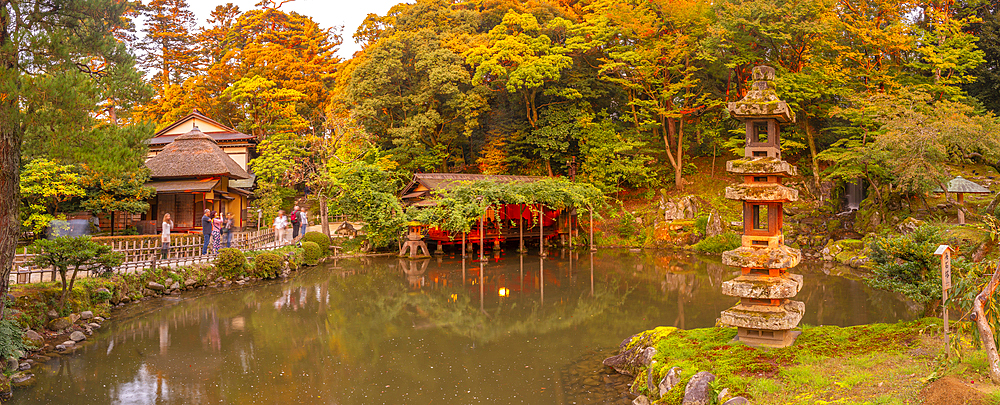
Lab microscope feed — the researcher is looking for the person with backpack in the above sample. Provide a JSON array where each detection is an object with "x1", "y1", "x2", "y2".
[{"x1": 290, "y1": 205, "x2": 301, "y2": 240}]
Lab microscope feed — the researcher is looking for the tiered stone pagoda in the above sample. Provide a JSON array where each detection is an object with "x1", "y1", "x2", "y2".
[{"x1": 719, "y1": 66, "x2": 804, "y2": 348}]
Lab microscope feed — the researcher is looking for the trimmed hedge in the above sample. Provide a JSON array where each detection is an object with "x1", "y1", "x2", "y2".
[
  {"x1": 302, "y1": 242, "x2": 321, "y2": 265},
  {"x1": 302, "y1": 231, "x2": 331, "y2": 252},
  {"x1": 252, "y1": 253, "x2": 283, "y2": 279},
  {"x1": 214, "y1": 248, "x2": 247, "y2": 277}
]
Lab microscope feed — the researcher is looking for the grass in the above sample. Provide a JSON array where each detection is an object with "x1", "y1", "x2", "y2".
[{"x1": 623, "y1": 318, "x2": 953, "y2": 404}]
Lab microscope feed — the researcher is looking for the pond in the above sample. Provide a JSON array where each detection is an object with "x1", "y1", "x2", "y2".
[{"x1": 10, "y1": 249, "x2": 919, "y2": 405}]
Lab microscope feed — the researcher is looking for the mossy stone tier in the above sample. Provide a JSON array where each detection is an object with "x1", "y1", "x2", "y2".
[
  {"x1": 725, "y1": 183, "x2": 799, "y2": 202},
  {"x1": 721, "y1": 273, "x2": 803, "y2": 299},
  {"x1": 722, "y1": 245, "x2": 802, "y2": 269},
  {"x1": 726, "y1": 157, "x2": 798, "y2": 177},
  {"x1": 720, "y1": 300, "x2": 805, "y2": 330}
]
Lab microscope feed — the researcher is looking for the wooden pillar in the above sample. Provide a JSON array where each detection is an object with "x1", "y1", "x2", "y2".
[
  {"x1": 462, "y1": 232, "x2": 467, "y2": 257},
  {"x1": 539, "y1": 205, "x2": 545, "y2": 257},
  {"x1": 589, "y1": 208, "x2": 596, "y2": 252},
  {"x1": 479, "y1": 214, "x2": 485, "y2": 262},
  {"x1": 519, "y1": 205, "x2": 525, "y2": 253},
  {"x1": 958, "y1": 193, "x2": 966, "y2": 225}
]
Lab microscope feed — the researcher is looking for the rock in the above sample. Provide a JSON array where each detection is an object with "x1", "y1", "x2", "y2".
[
  {"x1": 184, "y1": 278, "x2": 197, "y2": 287},
  {"x1": 22, "y1": 330, "x2": 44, "y2": 349},
  {"x1": 80, "y1": 310, "x2": 94, "y2": 320},
  {"x1": 95, "y1": 316, "x2": 105, "y2": 322},
  {"x1": 46, "y1": 317, "x2": 72, "y2": 332},
  {"x1": 682, "y1": 371, "x2": 716, "y2": 405},
  {"x1": 17, "y1": 363, "x2": 29, "y2": 371},
  {"x1": 121, "y1": 296, "x2": 131, "y2": 303},
  {"x1": 68, "y1": 313, "x2": 80, "y2": 323},
  {"x1": 4, "y1": 358, "x2": 16, "y2": 373},
  {"x1": 646, "y1": 361, "x2": 658, "y2": 393},
  {"x1": 10, "y1": 372, "x2": 34, "y2": 387},
  {"x1": 662, "y1": 195, "x2": 700, "y2": 221},
  {"x1": 717, "y1": 387, "x2": 730, "y2": 402},
  {"x1": 659, "y1": 366, "x2": 682, "y2": 396},
  {"x1": 96, "y1": 287, "x2": 111, "y2": 295},
  {"x1": 69, "y1": 331, "x2": 86, "y2": 342},
  {"x1": 896, "y1": 217, "x2": 924, "y2": 234},
  {"x1": 88, "y1": 323, "x2": 101, "y2": 329},
  {"x1": 54, "y1": 344, "x2": 67, "y2": 351},
  {"x1": 632, "y1": 395, "x2": 650, "y2": 405},
  {"x1": 603, "y1": 327, "x2": 675, "y2": 376},
  {"x1": 705, "y1": 210, "x2": 724, "y2": 237},
  {"x1": 147, "y1": 282, "x2": 165, "y2": 291},
  {"x1": 723, "y1": 397, "x2": 749, "y2": 405},
  {"x1": 170, "y1": 282, "x2": 180, "y2": 290},
  {"x1": 46, "y1": 310, "x2": 59, "y2": 320}
]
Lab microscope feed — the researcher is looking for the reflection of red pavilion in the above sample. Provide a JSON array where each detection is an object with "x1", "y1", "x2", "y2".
[{"x1": 719, "y1": 66, "x2": 804, "y2": 348}]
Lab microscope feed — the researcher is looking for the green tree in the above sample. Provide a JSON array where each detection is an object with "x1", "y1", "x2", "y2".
[
  {"x1": 30, "y1": 236, "x2": 124, "y2": 309},
  {"x1": 140, "y1": 0, "x2": 200, "y2": 88},
  {"x1": 1, "y1": 0, "x2": 140, "y2": 314},
  {"x1": 18, "y1": 159, "x2": 87, "y2": 235},
  {"x1": 593, "y1": 0, "x2": 712, "y2": 189}
]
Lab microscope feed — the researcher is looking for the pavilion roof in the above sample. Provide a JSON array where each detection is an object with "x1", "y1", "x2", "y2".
[
  {"x1": 145, "y1": 127, "x2": 250, "y2": 180},
  {"x1": 933, "y1": 176, "x2": 991, "y2": 194}
]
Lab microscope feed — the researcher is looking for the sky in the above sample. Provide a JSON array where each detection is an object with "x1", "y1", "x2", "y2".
[{"x1": 186, "y1": 0, "x2": 409, "y2": 58}]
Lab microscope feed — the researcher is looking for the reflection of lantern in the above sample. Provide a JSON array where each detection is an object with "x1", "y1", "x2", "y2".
[{"x1": 498, "y1": 287, "x2": 510, "y2": 297}]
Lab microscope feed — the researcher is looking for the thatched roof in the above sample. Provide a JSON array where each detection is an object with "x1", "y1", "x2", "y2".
[
  {"x1": 145, "y1": 127, "x2": 250, "y2": 180},
  {"x1": 933, "y1": 176, "x2": 991, "y2": 194}
]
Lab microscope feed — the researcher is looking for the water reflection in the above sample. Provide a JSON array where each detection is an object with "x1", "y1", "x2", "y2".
[{"x1": 10, "y1": 250, "x2": 919, "y2": 405}]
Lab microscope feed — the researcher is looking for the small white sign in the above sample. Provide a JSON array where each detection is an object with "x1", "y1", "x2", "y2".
[{"x1": 935, "y1": 245, "x2": 952, "y2": 290}]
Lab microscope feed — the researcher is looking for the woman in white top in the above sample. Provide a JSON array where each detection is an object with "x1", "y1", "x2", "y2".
[
  {"x1": 299, "y1": 210, "x2": 308, "y2": 237},
  {"x1": 161, "y1": 213, "x2": 173, "y2": 259},
  {"x1": 273, "y1": 210, "x2": 288, "y2": 245}
]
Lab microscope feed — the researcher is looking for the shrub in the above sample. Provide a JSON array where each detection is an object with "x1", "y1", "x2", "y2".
[
  {"x1": 252, "y1": 253, "x2": 283, "y2": 279},
  {"x1": 214, "y1": 248, "x2": 247, "y2": 278},
  {"x1": 302, "y1": 242, "x2": 322, "y2": 266},
  {"x1": 867, "y1": 225, "x2": 946, "y2": 303},
  {"x1": 692, "y1": 233, "x2": 740, "y2": 254},
  {"x1": 0, "y1": 319, "x2": 25, "y2": 360},
  {"x1": 302, "y1": 231, "x2": 331, "y2": 252},
  {"x1": 693, "y1": 215, "x2": 708, "y2": 235}
]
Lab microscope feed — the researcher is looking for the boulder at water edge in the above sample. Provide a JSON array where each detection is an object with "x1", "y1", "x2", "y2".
[
  {"x1": 10, "y1": 372, "x2": 34, "y2": 387},
  {"x1": 69, "y1": 331, "x2": 86, "y2": 342},
  {"x1": 45, "y1": 310, "x2": 59, "y2": 320},
  {"x1": 147, "y1": 282, "x2": 165, "y2": 291},
  {"x1": 682, "y1": 371, "x2": 716, "y2": 405},
  {"x1": 46, "y1": 317, "x2": 72, "y2": 332},
  {"x1": 22, "y1": 330, "x2": 43, "y2": 349},
  {"x1": 723, "y1": 397, "x2": 749, "y2": 405},
  {"x1": 80, "y1": 310, "x2": 94, "y2": 320},
  {"x1": 659, "y1": 366, "x2": 682, "y2": 396},
  {"x1": 632, "y1": 395, "x2": 650, "y2": 405}
]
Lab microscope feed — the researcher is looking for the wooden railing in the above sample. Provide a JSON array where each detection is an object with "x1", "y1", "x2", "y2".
[{"x1": 10, "y1": 228, "x2": 287, "y2": 285}]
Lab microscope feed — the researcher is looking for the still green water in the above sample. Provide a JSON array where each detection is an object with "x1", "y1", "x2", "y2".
[{"x1": 11, "y1": 250, "x2": 918, "y2": 404}]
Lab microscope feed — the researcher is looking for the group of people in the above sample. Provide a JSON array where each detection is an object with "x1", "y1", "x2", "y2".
[
  {"x1": 158, "y1": 205, "x2": 307, "y2": 259},
  {"x1": 157, "y1": 210, "x2": 236, "y2": 259},
  {"x1": 273, "y1": 205, "x2": 308, "y2": 245}
]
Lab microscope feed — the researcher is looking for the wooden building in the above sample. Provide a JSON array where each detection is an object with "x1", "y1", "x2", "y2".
[
  {"x1": 147, "y1": 109, "x2": 256, "y2": 174},
  {"x1": 401, "y1": 173, "x2": 575, "y2": 250},
  {"x1": 144, "y1": 127, "x2": 252, "y2": 232}
]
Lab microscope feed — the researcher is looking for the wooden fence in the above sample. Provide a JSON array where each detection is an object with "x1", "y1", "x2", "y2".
[{"x1": 10, "y1": 228, "x2": 284, "y2": 285}]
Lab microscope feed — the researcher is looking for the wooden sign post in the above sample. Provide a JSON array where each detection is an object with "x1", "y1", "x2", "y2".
[{"x1": 934, "y1": 245, "x2": 953, "y2": 347}]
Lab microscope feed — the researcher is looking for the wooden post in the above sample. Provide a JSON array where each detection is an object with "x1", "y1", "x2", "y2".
[
  {"x1": 462, "y1": 232, "x2": 467, "y2": 258},
  {"x1": 589, "y1": 208, "x2": 596, "y2": 252},
  {"x1": 519, "y1": 205, "x2": 524, "y2": 253},
  {"x1": 569, "y1": 210, "x2": 574, "y2": 250},
  {"x1": 539, "y1": 205, "x2": 545, "y2": 257},
  {"x1": 958, "y1": 193, "x2": 966, "y2": 225},
  {"x1": 479, "y1": 215, "x2": 485, "y2": 262},
  {"x1": 935, "y1": 244, "x2": 953, "y2": 350}
]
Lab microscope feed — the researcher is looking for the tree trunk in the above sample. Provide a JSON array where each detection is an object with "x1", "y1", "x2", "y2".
[
  {"x1": 0, "y1": 70, "x2": 23, "y2": 319},
  {"x1": 799, "y1": 115, "x2": 822, "y2": 200},
  {"x1": 973, "y1": 260, "x2": 1000, "y2": 384},
  {"x1": 319, "y1": 194, "x2": 330, "y2": 237},
  {"x1": 676, "y1": 119, "x2": 684, "y2": 189}
]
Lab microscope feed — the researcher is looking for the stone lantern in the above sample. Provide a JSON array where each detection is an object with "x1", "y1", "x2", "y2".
[
  {"x1": 399, "y1": 222, "x2": 430, "y2": 258},
  {"x1": 719, "y1": 66, "x2": 804, "y2": 348}
]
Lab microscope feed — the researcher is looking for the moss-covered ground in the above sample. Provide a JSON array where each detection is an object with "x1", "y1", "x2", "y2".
[{"x1": 623, "y1": 318, "x2": 1000, "y2": 404}]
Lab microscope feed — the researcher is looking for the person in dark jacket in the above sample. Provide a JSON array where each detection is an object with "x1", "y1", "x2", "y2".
[
  {"x1": 290, "y1": 205, "x2": 301, "y2": 239},
  {"x1": 201, "y1": 209, "x2": 212, "y2": 255}
]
